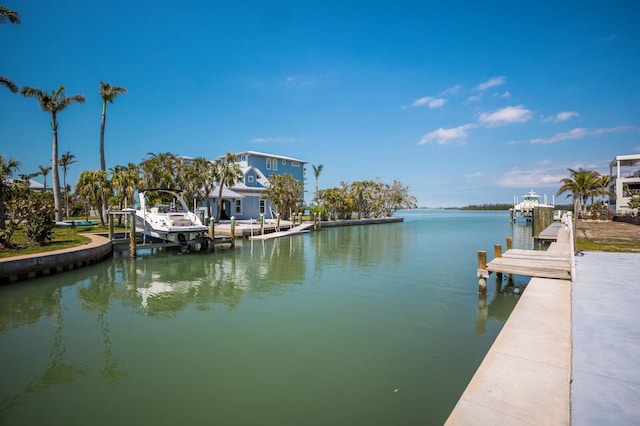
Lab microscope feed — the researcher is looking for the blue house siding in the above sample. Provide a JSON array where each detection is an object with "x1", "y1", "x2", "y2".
[{"x1": 198, "y1": 151, "x2": 307, "y2": 221}]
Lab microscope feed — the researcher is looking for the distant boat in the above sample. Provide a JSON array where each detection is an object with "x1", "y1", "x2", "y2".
[
  {"x1": 509, "y1": 190, "x2": 554, "y2": 222},
  {"x1": 134, "y1": 189, "x2": 207, "y2": 247}
]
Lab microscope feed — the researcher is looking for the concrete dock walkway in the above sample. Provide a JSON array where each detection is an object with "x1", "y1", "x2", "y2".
[
  {"x1": 572, "y1": 251, "x2": 640, "y2": 425},
  {"x1": 447, "y1": 222, "x2": 640, "y2": 424}
]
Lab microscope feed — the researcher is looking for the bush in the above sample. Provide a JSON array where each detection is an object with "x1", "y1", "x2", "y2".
[{"x1": 17, "y1": 193, "x2": 55, "y2": 245}]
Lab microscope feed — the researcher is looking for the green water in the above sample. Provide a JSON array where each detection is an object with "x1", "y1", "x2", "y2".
[{"x1": 0, "y1": 210, "x2": 533, "y2": 425}]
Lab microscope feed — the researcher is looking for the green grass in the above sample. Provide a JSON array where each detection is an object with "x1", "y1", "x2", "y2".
[
  {"x1": 0, "y1": 217, "x2": 111, "y2": 259},
  {"x1": 575, "y1": 238, "x2": 640, "y2": 253}
]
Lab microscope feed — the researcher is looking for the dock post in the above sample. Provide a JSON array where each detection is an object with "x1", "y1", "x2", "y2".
[
  {"x1": 108, "y1": 213, "x2": 114, "y2": 241},
  {"x1": 477, "y1": 250, "x2": 487, "y2": 295},
  {"x1": 505, "y1": 237, "x2": 513, "y2": 284},
  {"x1": 230, "y1": 217, "x2": 236, "y2": 248},
  {"x1": 494, "y1": 244, "x2": 503, "y2": 282},
  {"x1": 276, "y1": 213, "x2": 280, "y2": 232},
  {"x1": 260, "y1": 214, "x2": 264, "y2": 235},
  {"x1": 129, "y1": 212, "x2": 136, "y2": 258}
]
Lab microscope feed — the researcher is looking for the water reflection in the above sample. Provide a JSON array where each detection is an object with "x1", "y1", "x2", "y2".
[{"x1": 0, "y1": 212, "x2": 524, "y2": 425}]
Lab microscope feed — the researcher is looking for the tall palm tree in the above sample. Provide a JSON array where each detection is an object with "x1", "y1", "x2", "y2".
[
  {"x1": 99, "y1": 82, "x2": 126, "y2": 223},
  {"x1": 21, "y1": 86, "x2": 86, "y2": 222},
  {"x1": 0, "y1": 6, "x2": 20, "y2": 96},
  {"x1": 38, "y1": 165, "x2": 52, "y2": 191},
  {"x1": 0, "y1": 155, "x2": 20, "y2": 230},
  {"x1": 59, "y1": 151, "x2": 77, "y2": 218},
  {"x1": 312, "y1": 164, "x2": 323, "y2": 205},
  {"x1": 214, "y1": 152, "x2": 243, "y2": 222},
  {"x1": 99, "y1": 82, "x2": 127, "y2": 172},
  {"x1": 0, "y1": 6, "x2": 20, "y2": 24}
]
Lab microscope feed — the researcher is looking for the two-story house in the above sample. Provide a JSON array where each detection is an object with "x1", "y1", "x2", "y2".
[
  {"x1": 203, "y1": 151, "x2": 307, "y2": 221},
  {"x1": 608, "y1": 154, "x2": 640, "y2": 214}
]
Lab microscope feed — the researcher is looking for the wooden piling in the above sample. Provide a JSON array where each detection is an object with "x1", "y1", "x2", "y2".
[
  {"x1": 129, "y1": 212, "x2": 136, "y2": 258},
  {"x1": 494, "y1": 244, "x2": 503, "y2": 281},
  {"x1": 505, "y1": 237, "x2": 514, "y2": 283},
  {"x1": 477, "y1": 250, "x2": 488, "y2": 295},
  {"x1": 230, "y1": 217, "x2": 236, "y2": 248},
  {"x1": 108, "y1": 213, "x2": 114, "y2": 241}
]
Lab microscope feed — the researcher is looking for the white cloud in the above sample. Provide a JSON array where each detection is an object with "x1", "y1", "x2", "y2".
[
  {"x1": 530, "y1": 125, "x2": 637, "y2": 144},
  {"x1": 440, "y1": 85, "x2": 461, "y2": 95},
  {"x1": 542, "y1": 111, "x2": 580, "y2": 123},
  {"x1": 497, "y1": 168, "x2": 567, "y2": 188},
  {"x1": 252, "y1": 136, "x2": 295, "y2": 143},
  {"x1": 479, "y1": 105, "x2": 532, "y2": 127},
  {"x1": 465, "y1": 94, "x2": 482, "y2": 104},
  {"x1": 476, "y1": 76, "x2": 507, "y2": 91},
  {"x1": 409, "y1": 96, "x2": 447, "y2": 108},
  {"x1": 418, "y1": 124, "x2": 476, "y2": 145},
  {"x1": 464, "y1": 172, "x2": 485, "y2": 181}
]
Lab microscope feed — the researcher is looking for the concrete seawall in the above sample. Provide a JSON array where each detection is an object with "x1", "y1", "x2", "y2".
[{"x1": 0, "y1": 234, "x2": 113, "y2": 284}]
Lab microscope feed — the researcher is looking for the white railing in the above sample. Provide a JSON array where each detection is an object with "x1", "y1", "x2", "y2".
[{"x1": 566, "y1": 212, "x2": 576, "y2": 280}]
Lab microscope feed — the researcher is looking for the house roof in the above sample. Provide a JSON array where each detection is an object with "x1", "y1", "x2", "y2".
[
  {"x1": 610, "y1": 154, "x2": 640, "y2": 168},
  {"x1": 233, "y1": 150, "x2": 307, "y2": 164},
  {"x1": 209, "y1": 186, "x2": 244, "y2": 199}
]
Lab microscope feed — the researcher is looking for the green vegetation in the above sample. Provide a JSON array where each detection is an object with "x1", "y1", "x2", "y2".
[
  {"x1": 575, "y1": 238, "x2": 640, "y2": 253},
  {"x1": 318, "y1": 179, "x2": 417, "y2": 219},
  {"x1": 0, "y1": 221, "x2": 99, "y2": 259}
]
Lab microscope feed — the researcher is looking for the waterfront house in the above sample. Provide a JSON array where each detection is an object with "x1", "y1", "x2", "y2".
[
  {"x1": 198, "y1": 151, "x2": 307, "y2": 221},
  {"x1": 608, "y1": 154, "x2": 640, "y2": 215}
]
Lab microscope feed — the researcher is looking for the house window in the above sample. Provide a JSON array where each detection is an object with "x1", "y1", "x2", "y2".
[
  {"x1": 259, "y1": 199, "x2": 266, "y2": 215},
  {"x1": 266, "y1": 158, "x2": 271, "y2": 170},
  {"x1": 292, "y1": 161, "x2": 300, "y2": 167},
  {"x1": 247, "y1": 175, "x2": 254, "y2": 184},
  {"x1": 272, "y1": 157, "x2": 278, "y2": 171},
  {"x1": 282, "y1": 160, "x2": 286, "y2": 165},
  {"x1": 235, "y1": 199, "x2": 242, "y2": 215}
]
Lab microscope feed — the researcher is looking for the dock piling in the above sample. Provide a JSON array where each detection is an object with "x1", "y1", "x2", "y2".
[
  {"x1": 477, "y1": 250, "x2": 488, "y2": 295},
  {"x1": 129, "y1": 212, "x2": 136, "y2": 258}
]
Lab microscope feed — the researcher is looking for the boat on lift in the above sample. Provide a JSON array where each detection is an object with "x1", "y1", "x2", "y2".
[
  {"x1": 509, "y1": 190, "x2": 554, "y2": 222},
  {"x1": 134, "y1": 188, "x2": 207, "y2": 247}
]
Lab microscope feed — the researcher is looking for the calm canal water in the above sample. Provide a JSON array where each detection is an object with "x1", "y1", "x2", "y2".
[{"x1": 0, "y1": 210, "x2": 535, "y2": 425}]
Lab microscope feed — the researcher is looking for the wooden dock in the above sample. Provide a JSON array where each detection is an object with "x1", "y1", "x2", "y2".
[
  {"x1": 478, "y1": 216, "x2": 574, "y2": 289},
  {"x1": 486, "y1": 248, "x2": 571, "y2": 280},
  {"x1": 248, "y1": 223, "x2": 314, "y2": 240}
]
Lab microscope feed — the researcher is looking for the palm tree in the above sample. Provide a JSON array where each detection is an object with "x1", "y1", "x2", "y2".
[
  {"x1": 0, "y1": 155, "x2": 20, "y2": 230},
  {"x1": 99, "y1": 82, "x2": 127, "y2": 172},
  {"x1": 38, "y1": 165, "x2": 52, "y2": 191},
  {"x1": 0, "y1": 76, "x2": 18, "y2": 93},
  {"x1": 99, "y1": 82, "x2": 127, "y2": 223},
  {"x1": 140, "y1": 152, "x2": 180, "y2": 189},
  {"x1": 0, "y1": 6, "x2": 20, "y2": 24},
  {"x1": 312, "y1": 164, "x2": 323, "y2": 205},
  {"x1": 59, "y1": 151, "x2": 77, "y2": 218},
  {"x1": 186, "y1": 157, "x2": 217, "y2": 219},
  {"x1": 21, "y1": 86, "x2": 86, "y2": 222},
  {"x1": 214, "y1": 152, "x2": 243, "y2": 222},
  {"x1": 111, "y1": 163, "x2": 141, "y2": 209},
  {"x1": 557, "y1": 168, "x2": 602, "y2": 236},
  {"x1": 75, "y1": 170, "x2": 109, "y2": 223}
]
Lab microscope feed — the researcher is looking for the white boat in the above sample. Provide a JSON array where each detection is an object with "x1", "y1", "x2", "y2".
[
  {"x1": 134, "y1": 189, "x2": 207, "y2": 246},
  {"x1": 510, "y1": 190, "x2": 554, "y2": 222}
]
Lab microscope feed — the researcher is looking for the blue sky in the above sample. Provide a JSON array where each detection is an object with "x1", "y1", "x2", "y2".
[{"x1": 1, "y1": 1, "x2": 639, "y2": 207}]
